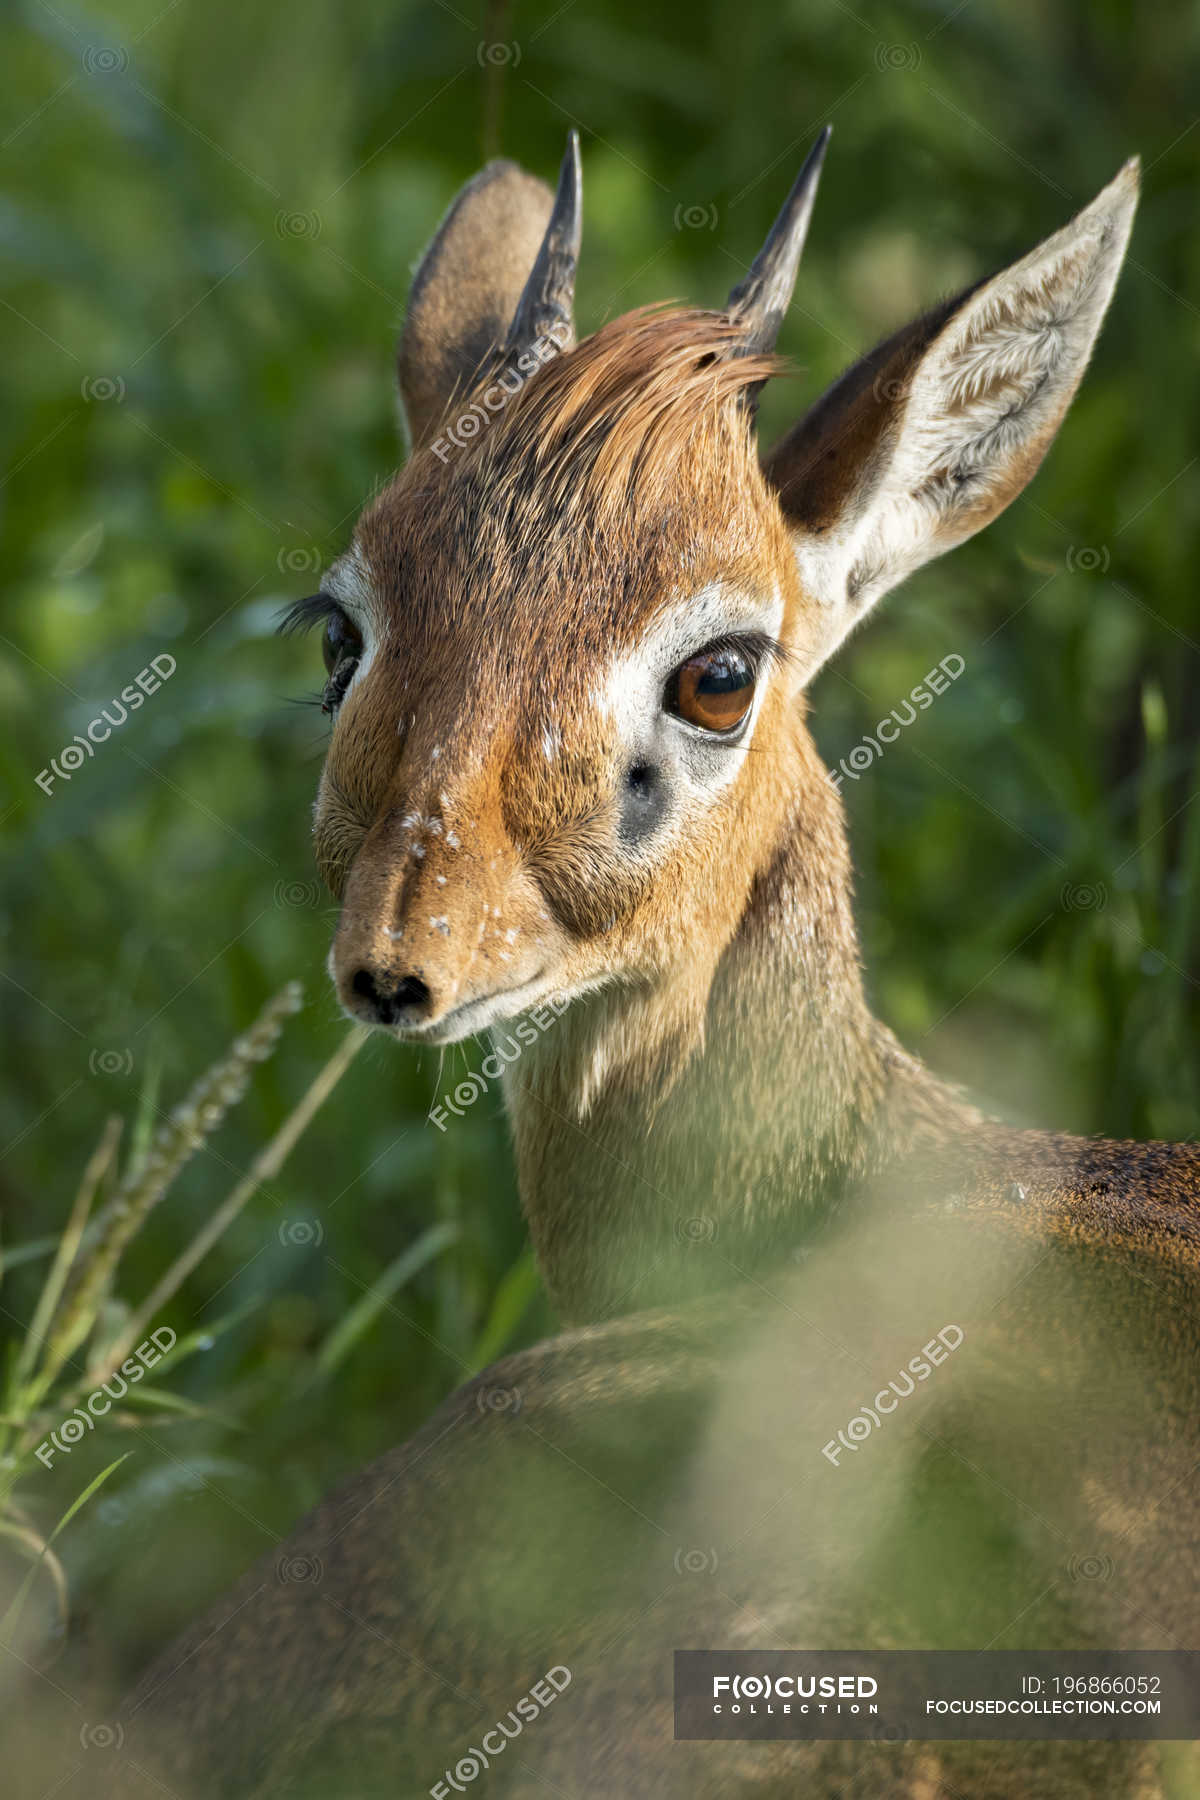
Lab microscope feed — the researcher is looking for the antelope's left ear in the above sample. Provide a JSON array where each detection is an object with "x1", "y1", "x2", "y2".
[{"x1": 764, "y1": 160, "x2": 1139, "y2": 676}]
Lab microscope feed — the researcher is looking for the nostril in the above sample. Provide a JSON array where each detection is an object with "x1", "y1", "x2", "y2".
[
  {"x1": 392, "y1": 975, "x2": 431, "y2": 1012},
  {"x1": 349, "y1": 967, "x2": 432, "y2": 1024}
]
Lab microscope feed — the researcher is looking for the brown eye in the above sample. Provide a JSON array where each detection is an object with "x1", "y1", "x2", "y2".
[
  {"x1": 321, "y1": 606, "x2": 363, "y2": 676},
  {"x1": 665, "y1": 645, "x2": 756, "y2": 734},
  {"x1": 318, "y1": 607, "x2": 364, "y2": 714}
]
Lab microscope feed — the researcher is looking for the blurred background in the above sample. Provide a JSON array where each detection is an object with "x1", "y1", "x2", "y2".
[{"x1": 1, "y1": 0, "x2": 1197, "y2": 1741}]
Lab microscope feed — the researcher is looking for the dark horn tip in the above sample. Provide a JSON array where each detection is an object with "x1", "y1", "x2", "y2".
[
  {"x1": 503, "y1": 131, "x2": 583, "y2": 360},
  {"x1": 726, "y1": 127, "x2": 832, "y2": 359},
  {"x1": 559, "y1": 129, "x2": 583, "y2": 261}
]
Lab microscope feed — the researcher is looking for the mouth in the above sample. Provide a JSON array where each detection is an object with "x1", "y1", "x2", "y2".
[{"x1": 376, "y1": 970, "x2": 558, "y2": 1045}]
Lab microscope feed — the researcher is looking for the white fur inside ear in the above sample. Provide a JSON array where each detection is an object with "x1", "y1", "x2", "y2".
[
  {"x1": 795, "y1": 160, "x2": 1139, "y2": 673},
  {"x1": 901, "y1": 178, "x2": 1131, "y2": 513}
]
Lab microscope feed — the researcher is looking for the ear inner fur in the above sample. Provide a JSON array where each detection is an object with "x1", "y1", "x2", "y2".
[{"x1": 764, "y1": 160, "x2": 1138, "y2": 672}]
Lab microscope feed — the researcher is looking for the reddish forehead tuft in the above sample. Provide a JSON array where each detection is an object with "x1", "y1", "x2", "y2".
[{"x1": 355, "y1": 307, "x2": 789, "y2": 649}]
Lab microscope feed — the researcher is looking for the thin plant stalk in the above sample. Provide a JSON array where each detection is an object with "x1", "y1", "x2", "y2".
[
  {"x1": 11, "y1": 1116, "x2": 122, "y2": 1400},
  {"x1": 0, "y1": 1454, "x2": 130, "y2": 1644},
  {"x1": 0, "y1": 1518, "x2": 68, "y2": 1633},
  {"x1": 36, "y1": 982, "x2": 304, "y2": 1391},
  {"x1": 82, "y1": 1027, "x2": 364, "y2": 1392}
]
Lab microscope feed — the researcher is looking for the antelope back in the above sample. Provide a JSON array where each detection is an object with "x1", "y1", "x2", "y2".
[{"x1": 115, "y1": 1139, "x2": 1200, "y2": 1797}]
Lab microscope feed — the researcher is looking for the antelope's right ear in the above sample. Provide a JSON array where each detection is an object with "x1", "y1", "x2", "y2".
[
  {"x1": 764, "y1": 161, "x2": 1139, "y2": 678},
  {"x1": 397, "y1": 160, "x2": 556, "y2": 451}
]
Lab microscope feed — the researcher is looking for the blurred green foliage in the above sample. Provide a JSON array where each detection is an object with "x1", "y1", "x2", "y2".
[{"x1": 0, "y1": 0, "x2": 1197, "y2": 1696}]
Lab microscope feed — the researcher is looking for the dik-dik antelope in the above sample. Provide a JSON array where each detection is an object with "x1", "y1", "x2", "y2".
[{"x1": 121, "y1": 138, "x2": 1200, "y2": 1798}]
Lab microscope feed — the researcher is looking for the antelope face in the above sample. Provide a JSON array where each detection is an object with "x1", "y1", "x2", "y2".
[
  {"x1": 302, "y1": 314, "x2": 807, "y2": 1044},
  {"x1": 288, "y1": 134, "x2": 1137, "y2": 1044}
]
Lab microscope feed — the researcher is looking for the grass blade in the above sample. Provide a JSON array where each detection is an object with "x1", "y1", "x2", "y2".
[
  {"x1": 84, "y1": 1026, "x2": 364, "y2": 1390},
  {"x1": 468, "y1": 1249, "x2": 540, "y2": 1373},
  {"x1": 315, "y1": 1222, "x2": 459, "y2": 1380},
  {"x1": 0, "y1": 1452, "x2": 131, "y2": 1643},
  {"x1": 12, "y1": 1116, "x2": 122, "y2": 1403}
]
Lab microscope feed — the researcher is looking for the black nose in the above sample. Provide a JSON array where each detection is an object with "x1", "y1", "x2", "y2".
[{"x1": 351, "y1": 968, "x2": 433, "y2": 1025}]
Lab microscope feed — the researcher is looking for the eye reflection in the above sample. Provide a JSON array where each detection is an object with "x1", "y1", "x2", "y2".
[{"x1": 665, "y1": 645, "x2": 756, "y2": 734}]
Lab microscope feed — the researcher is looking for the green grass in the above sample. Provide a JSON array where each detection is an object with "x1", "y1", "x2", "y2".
[{"x1": 0, "y1": 0, "x2": 1197, "y2": 1718}]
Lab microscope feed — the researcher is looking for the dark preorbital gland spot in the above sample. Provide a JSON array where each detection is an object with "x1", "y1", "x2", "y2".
[{"x1": 620, "y1": 761, "x2": 668, "y2": 847}]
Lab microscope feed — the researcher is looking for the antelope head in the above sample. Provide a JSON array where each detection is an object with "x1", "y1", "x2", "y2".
[{"x1": 289, "y1": 135, "x2": 1136, "y2": 1071}]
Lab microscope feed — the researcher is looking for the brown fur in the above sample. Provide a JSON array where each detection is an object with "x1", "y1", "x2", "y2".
[
  {"x1": 117, "y1": 1158, "x2": 1200, "y2": 1798},
  {"x1": 110, "y1": 155, "x2": 1200, "y2": 1800},
  {"x1": 322, "y1": 310, "x2": 798, "y2": 1089}
]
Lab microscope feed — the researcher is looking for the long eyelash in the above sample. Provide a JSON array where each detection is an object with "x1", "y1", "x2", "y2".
[
  {"x1": 277, "y1": 593, "x2": 340, "y2": 637},
  {"x1": 700, "y1": 629, "x2": 792, "y2": 672}
]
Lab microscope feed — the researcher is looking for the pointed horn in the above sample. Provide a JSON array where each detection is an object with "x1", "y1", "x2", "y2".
[
  {"x1": 726, "y1": 126, "x2": 830, "y2": 355},
  {"x1": 505, "y1": 130, "x2": 582, "y2": 360}
]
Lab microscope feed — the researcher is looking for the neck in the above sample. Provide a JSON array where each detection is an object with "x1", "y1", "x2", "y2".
[{"x1": 505, "y1": 733, "x2": 979, "y2": 1322}]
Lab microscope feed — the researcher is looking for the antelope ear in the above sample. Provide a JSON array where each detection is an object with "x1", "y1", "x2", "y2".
[
  {"x1": 764, "y1": 160, "x2": 1139, "y2": 677},
  {"x1": 397, "y1": 160, "x2": 556, "y2": 452}
]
